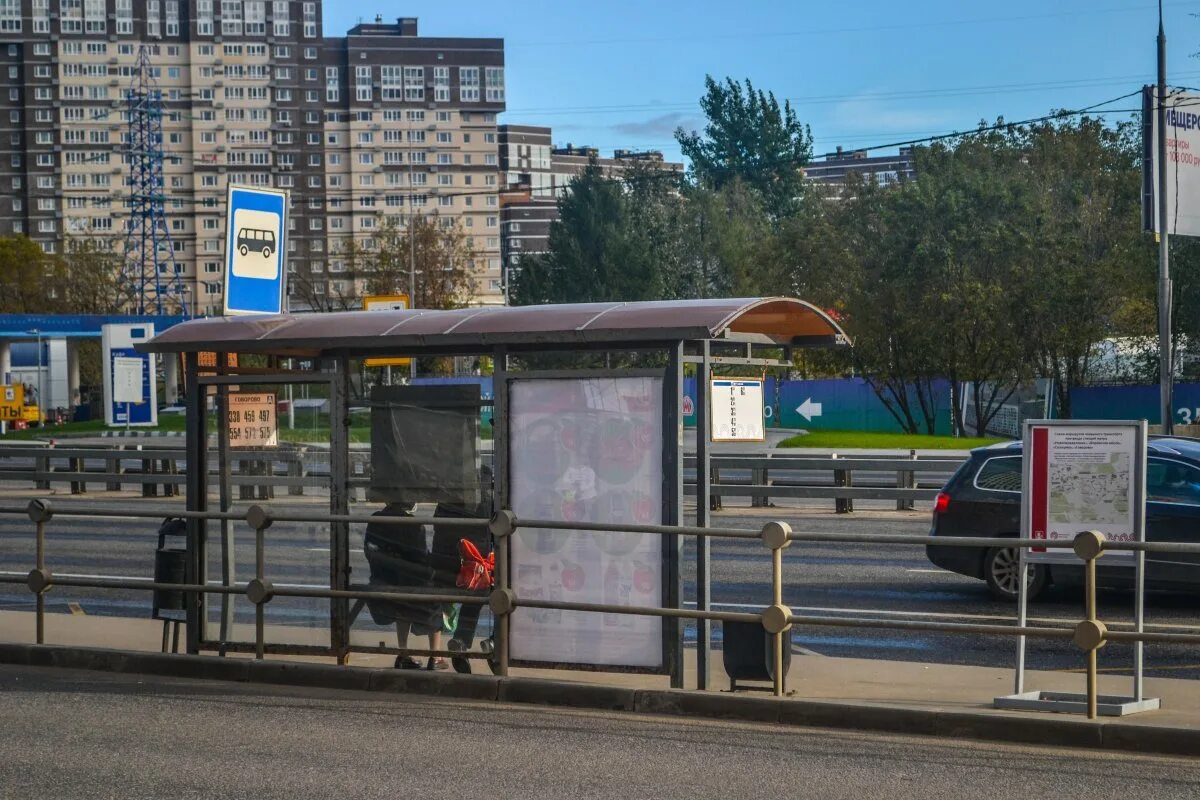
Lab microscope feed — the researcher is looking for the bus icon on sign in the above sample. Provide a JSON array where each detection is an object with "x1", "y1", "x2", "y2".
[
  {"x1": 230, "y1": 207, "x2": 281, "y2": 280},
  {"x1": 237, "y1": 227, "x2": 276, "y2": 259}
]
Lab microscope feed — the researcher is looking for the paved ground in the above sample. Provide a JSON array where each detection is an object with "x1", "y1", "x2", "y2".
[{"x1": 0, "y1": 664, "x2": 1197, "y2": 800}]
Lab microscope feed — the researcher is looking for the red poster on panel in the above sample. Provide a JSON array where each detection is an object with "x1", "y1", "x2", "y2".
[{"x1": 1030, "y1": 425, "x2": 1049, "y2": 552}]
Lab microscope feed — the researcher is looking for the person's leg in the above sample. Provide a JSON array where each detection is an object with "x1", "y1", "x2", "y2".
[
  {"x1": 427, "y1": 629, "x2": 448, "y2": 670},
  {"x1": 394, "y1": 621, "x2": 420, "y2": 669}
]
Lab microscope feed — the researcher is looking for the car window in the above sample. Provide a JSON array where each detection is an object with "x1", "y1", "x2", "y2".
[
  {"x1": 1147, "y1": 458, "x2": 1200, "y2": 505},
  {"x1": 974, "y1": 455, "x2": 1021, "y2": 492}
]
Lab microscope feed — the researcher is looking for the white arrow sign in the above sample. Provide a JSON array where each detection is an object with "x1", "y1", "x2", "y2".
[{"x1": 796, "y1": 397, "x2": 823, "y2": 421}]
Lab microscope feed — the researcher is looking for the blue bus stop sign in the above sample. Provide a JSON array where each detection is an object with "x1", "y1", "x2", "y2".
[{"x1": 223, "y1": 185, "x2": 288, "y2": 315}]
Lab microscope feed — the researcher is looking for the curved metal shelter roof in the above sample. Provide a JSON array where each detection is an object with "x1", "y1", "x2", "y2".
[{"x1": 141, "y1": 297, "x2": 848, "y2": 356}]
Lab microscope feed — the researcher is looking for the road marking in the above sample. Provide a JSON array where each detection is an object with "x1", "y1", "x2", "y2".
[
  {"x1": 67, "y1": 602, "x2": 85, "y2": 615},
  {"x1": 905, "y1": 569, "x2": 946, "y2": 574},
  {"x1": 305, "y1": 547, "x2": 330, "y2": 553}
]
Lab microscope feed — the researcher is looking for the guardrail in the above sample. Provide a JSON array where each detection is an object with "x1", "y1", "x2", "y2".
[
  {"x1": 2, "y1": 498, "x2": 1197, "y2": 719},
  {"x1": 0, "y1": 443, "x2": 965, "y2": 511}
]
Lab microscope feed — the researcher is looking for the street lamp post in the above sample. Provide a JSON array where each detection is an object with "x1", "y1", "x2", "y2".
[{"x1": 28, "y1": 329, "x2": 42, "y2": 426}]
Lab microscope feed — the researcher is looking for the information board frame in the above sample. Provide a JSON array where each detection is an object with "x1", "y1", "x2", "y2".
[
  {"x1": 505, "y1": 369, "x2": 674, "y2": 674},
  {"x1": 709, "y1": 377, "x2": 766, "y2": 443},
  {"x1": 1022, "y1": 420, "x2": 1146, "y2": 566}
]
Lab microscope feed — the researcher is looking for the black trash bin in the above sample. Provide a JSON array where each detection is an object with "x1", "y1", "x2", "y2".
[
  {"x1": 153, "y1": 518, "x2": 187, "y2": 652},
  {"x1": 721, "y1": 619, "x2": 791, "y2": 692}
]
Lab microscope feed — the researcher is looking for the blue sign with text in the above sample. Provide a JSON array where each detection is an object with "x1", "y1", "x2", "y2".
[{"x1": 224, "y1": 185, "x2": 288, "y2": 315}]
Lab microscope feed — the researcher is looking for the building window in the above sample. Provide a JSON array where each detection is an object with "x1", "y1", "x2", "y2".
[
  {"x1": 60, "y1": 0, "x2": 82, "y2": 33},
  {"x1": 460, "y1": 67, "x2": 480, "y2": 102},
  {"x1": 244, "y1": 0, "x2": 265, "y2": 35},
  {"x1": 272, "y1": 0, "x2": 289, "y2": 35},
  {"x1": 433, "y1": 66, "x2": 450, "y2": 102},
  {"x1": 221, "y1": 0, "x2": 242, "y2": 35},
  {"x1": 166, "y1": 0, "x2": 179, "y2": 36},
  {"x1": 355, "y1": 66, "x2": 371, "y2": 102},
  {"x1": 404, "y1": 66, "x2": 424, "y2": 101},
  {"x1": 32, "y1": 0, "x2": 48, "y2": 33},
  {"x1": 326, "y1": 67, "x2": 339, "y2": 102},
  {"x1": 195, "y1": 0, "x2": 213, "y2": 34},
  {"x1": 485, "y1": 67, "x2": 505, "y2": 102},
  {"x1": 381, "y1": 66, "x2": 402, "y2": 101},
  {"x1": 0, "y1": 0, "x2": 21, "y2": 32},
  {"x1": 302, "y1": 1, "x2": 316, "y2": 37},
  {"x1": 147, "y1": 0, "x2": 160, "y2": 36}
]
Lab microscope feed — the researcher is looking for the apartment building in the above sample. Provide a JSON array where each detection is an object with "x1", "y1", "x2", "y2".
[
  {"x1": 0, "y1": 4, "x2": 506, "y2": 314},
  {"x1": 803, "y1": 146, "x2": 916, "y2": 195},
  {"x1": 497, "y1": 124, "x2": 683, "y2": 299}
]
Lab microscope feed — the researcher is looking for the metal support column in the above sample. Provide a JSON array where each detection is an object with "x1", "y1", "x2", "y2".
[
  {"x1": 328, "y1": 356, "x2": 351, "y2": 663},
  {"x1": 492, "y1": 346, "x2": 510, "y2": 665},
  {"x1": 695, "y1": 340, "x2": 712, "y2": 690},
  {"x1": 183, "y1": 353, "x2": 207, "y2": 654},
  {"x1": 217, "y1": 353, "x2": 234, "y2": 647},
  {"x1": 665, "y1": 341, "x2": 685, "y2": 688}
]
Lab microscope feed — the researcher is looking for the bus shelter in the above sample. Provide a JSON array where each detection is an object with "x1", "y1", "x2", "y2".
[{"x1": 140, "y1": 297, "x2": 847, "y2": 685}]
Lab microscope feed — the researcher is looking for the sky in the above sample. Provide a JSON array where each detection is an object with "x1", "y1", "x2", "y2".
[{"x1": 323, "y1": 1, "x2": 1200, "y2": 165}]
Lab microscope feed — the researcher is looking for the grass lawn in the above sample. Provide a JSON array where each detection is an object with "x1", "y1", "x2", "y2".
[{"x1": 778, "y1": 429, "x2": 1004, "y2": 450}]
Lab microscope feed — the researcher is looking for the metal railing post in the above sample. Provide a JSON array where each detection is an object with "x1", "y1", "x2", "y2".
[
  {"x1": 246, "y1": 505, "x2": 275, "y2": 661},
  {"x1": 1072, "y1": 530, "x2": 1108, "y2": 720},
  {"x1": 25, "y1": 499, "x2": 53, "y2": 645},
  {"x1": 489, "y1": 510, "x2": 516, "y2": 677},
  {"x1": 832, "y1": 453, "x2": 853, "y2": 514},
  {"x1": 897, "y1": 450, "x2": 917, "y2": 511},
  {"x1": 760, "y1": 521, "x2": 793, "y2": 697}
]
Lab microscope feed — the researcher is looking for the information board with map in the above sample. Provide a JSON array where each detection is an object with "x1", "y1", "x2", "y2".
[{"x1": 1025, "y1": 421, "x2": 1145, "y2": 564}]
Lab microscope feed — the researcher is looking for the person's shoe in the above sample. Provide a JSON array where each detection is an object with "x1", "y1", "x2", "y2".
[
  {"x1": 395, "y1": 656, "x2": 421, "y2": 670},
  {"x1": 480, "y1": 637, "x2": 495, "y2": 655},
  {"x1": 447, "y1": 638, "x2": 472, "y2": 674},
  {"x1": 427, "y1": 657, "x2": 450, "y2": 671}
]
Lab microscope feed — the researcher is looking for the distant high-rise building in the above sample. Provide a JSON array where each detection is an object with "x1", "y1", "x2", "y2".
[{"x1": 0, "y1": 5, "x2": 506, "y2": 313}]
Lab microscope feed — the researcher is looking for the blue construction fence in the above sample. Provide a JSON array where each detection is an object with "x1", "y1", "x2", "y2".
[
  {"x1": 1070, "y1": 382, "x2": 1200, "y2": 427},
  {"x1": 414, "y1": 375, "x2": 955, "y2": 434},
  {"x1": 683, "y1": 376, "x2": 954, "y2": 434}
]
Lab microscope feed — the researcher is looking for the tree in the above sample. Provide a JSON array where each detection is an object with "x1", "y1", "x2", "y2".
[
  {"x1": 676, "y1": 76, "x2": 813, "y2": 218},
  {"x1": 511, "y1": 162, "x2": 670, "y2": 305},
  {"x1": 289, "y1": 214, "x2": 479, "y2": 312},
  {"x1": 61, "y1": 234, "x2": 125, "y2": 314},
  {"x1": 0, "y1": 235, "x2": 67, "y2": 313}
]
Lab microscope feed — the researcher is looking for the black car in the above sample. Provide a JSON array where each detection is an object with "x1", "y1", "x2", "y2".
[{"x1": 926, "y1": 437, "x2": 1200, "y2": 600}]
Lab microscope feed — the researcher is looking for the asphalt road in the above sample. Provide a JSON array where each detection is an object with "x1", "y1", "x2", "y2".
[
  {"x1": 2, "y1": 497, "x2": 1199, "y2": 676},
  {"x1": 2, "y1": 665, "x2": 1200, "y2": 800}
]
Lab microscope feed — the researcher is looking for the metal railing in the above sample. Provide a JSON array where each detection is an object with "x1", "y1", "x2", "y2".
[
  {"x1": 4, "y1": 497, "x2": 1197, "y2": 719},
  {"x1": 0, "y1": 443, "x2": 962, "y2": 510}
]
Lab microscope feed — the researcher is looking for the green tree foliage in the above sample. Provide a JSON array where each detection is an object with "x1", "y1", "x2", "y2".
[
  {"x1": 0, "y1": 235, "x2": 67, "y2": 313},
  {"x1": 676, "y1": 76, "x2": 813, "y2": 217},
  {"x1": 511, "y1": 162, "x2": 673, "y2": 304}
]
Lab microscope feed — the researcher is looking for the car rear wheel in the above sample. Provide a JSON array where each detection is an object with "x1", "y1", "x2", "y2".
[{"x1": 984, "y1": 546, "x2": 1047, "y2": 601}]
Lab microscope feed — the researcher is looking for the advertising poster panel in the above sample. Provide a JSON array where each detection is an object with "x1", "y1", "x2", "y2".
[
  {"x1": 509, "y1": 376, "x2": 664, "y2": 669},
  {"x1": 1024, "y1": 421, "x2": 1145, "y2": 565}
]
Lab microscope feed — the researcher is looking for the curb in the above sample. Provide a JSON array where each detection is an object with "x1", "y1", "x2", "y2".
[{"x1": 2, "y1": 642, "x2": 1199, "y2": 757}]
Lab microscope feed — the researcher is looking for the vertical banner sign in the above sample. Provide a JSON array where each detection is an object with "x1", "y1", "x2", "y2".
[
  {"x1": 226, "y1": 392, "x2": 278, "y2": 448},
  {"x1": 509, "y1": 376, "x2": 664, "y2": 669},
  {"x1": 1143, "y1": 86, "x2": 1200, "y2": 237},
  {"x1": 1024, "y1": 421, "x2": 1145, "y2": 564},
  {"x1": 224, "y1": 185, "x2": 288, "y2": 315},
  {"x1": 112, "y1": 358, "x2": 144, "y2": 405},
  {"x1": 710, "y1": 378, "x2": 765, "y2": 442}
]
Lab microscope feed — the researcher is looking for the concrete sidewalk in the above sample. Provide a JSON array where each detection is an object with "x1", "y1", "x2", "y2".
[{"x1": 3, "y1": 608, "x2": 1200, "y2": 754}]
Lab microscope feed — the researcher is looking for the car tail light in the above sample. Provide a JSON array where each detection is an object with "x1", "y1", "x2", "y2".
[{"x1": 934, "y1": 492, "x2": 951, "y2": 514}]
